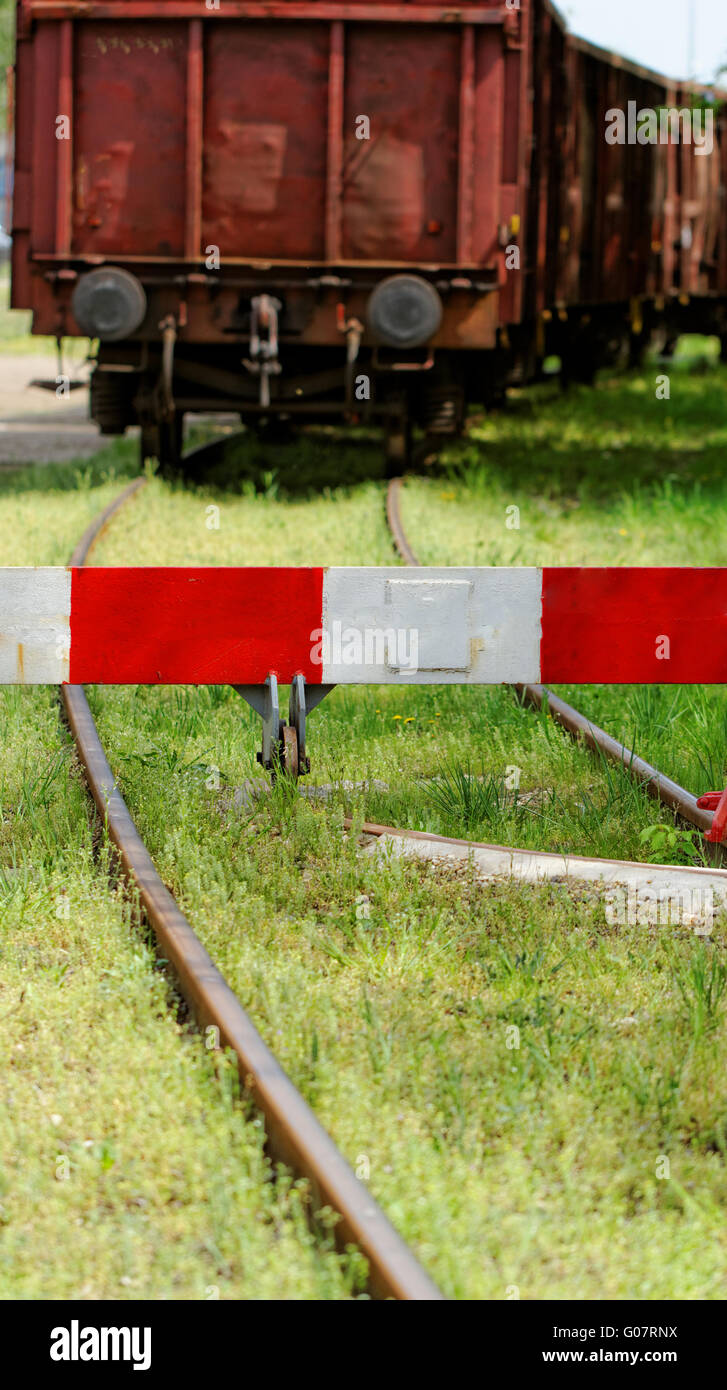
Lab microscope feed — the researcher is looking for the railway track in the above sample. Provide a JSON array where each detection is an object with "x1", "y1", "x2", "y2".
[
  {"x1": 60, "y1": 469, "x2": 443, "y2": 1303},
  {"x1": 51, "y1": 452, "x2": 721, "y2": 1300},
  {"x1": 384, "y1": 474, "x2": 720, "y2": 853}
]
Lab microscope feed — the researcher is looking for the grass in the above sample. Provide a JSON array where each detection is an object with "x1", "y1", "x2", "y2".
[
  {"x1": 0, "y1": 480, "x2": 359, "y2": 1300},
  {"x1": 46, "y1": 697, "x2": 727, "y2": 1298},
  {"x1": 2, "y1": 345, "x2": 727, "y2": 1297}
]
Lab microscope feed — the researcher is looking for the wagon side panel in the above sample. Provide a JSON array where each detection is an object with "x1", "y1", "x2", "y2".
[
  {"x1": 202, "y1": 21, "x2": 330, "y2": 262},
  {"x1": 73, "y1": 22, "x2": 188, "y2": 258}
]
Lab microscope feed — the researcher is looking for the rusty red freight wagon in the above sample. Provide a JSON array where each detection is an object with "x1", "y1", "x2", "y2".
[
  {"x1": 13, "y1": 0, "x2": 537, "y2": 465},
  {"x1": 9, "y1": 0, "x2": 727, "y2": 468}
]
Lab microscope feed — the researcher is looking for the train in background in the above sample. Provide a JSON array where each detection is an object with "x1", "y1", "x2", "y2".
[{"x1": 9, "y1": 0, "x2": 727, "y2": 471}]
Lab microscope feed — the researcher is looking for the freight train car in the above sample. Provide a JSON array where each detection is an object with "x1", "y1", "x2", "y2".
[
  {"x1": 9, "y1": 0, "x2": 727, "y2": 469},
  {"x1": 554, "y1": 35, "x2": 727, "y2": 375}
]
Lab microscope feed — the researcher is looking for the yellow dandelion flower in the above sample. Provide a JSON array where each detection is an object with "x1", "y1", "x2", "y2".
[
  {"x1": 393, "y1": 714, "x2": 402, "y2": 721},
  {"x1": 404, "y1": 716, "x2": 415, "y2": 723}
]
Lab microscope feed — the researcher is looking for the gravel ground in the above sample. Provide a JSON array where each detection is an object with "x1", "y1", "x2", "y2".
[{"x1": 0, "y1": 351, "x2": 118, "y2": 465}]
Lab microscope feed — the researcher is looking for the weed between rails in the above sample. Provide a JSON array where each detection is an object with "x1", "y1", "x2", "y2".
[
  {"x1": 669, "y1": 947, "x2": 727, "y2": 1042},
  {"x1": 422, "y1": 765, "x2": 524, "y2": 833},
  {"x1": 4, "y1": 349, "x2": 727, "y2": 1295}
]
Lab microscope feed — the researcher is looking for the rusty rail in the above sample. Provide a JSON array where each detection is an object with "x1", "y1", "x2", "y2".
[
  {"x1": 62, "y1": 471, "x2": 443, "y2": 1302},
  {"x1": 385, "y1": 475, "x2": 716, "y2": 840},
  {"x1": 386, "y1": 476, "x2": 422, "y2": 567},
  {"x1": 514, "y1": 683, "x2": 714, "y2": 835}
]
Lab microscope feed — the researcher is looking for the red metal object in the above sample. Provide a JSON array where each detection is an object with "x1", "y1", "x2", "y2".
[
  {"x1": 456, "y1": 25, "x2": 475, "y2": 264},
  {"x1": 68, "y1": 565, "x2": 325, "y2": 685},
  {"x1": 10, "y1": 558, "x2": 727, "y2": 688},
  {"x1": 540, "y1": 567, "x2": 727, "y2": 685},
  {"x1": 698, "y1": 790, "x2": 727, "y2": 844},
  {"x1": 325, "y1": 19, "x2": 344, "y2": 262},
  {"x1": 13, "y1": 0, "x2": 516, "y2": 345},
  {"x1": 26, "y1": 3, "x2": 507, "y2": 19},
  {"x1": 73, "y1": 21, "x2": 188, "y2": 258},
  {"x1": 54, "y1": 19, "x2": 73, "y2": 256}
]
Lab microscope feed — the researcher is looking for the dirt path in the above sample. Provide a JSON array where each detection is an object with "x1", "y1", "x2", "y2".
[{"x1": 0, "y1": 350, "x2": 117, "y2": 465}]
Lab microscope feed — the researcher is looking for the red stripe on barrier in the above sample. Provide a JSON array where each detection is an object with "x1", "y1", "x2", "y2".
[
  {"x1": 541, "y1": 568, "x2": 727, "y2": 684},
  {"x1": 68, "y1": 567, "x2": 325, "y2": 685}
]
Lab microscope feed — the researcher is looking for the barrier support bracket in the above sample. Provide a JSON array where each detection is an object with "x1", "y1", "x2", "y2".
[{"x1": 233, "y1": 674, "x2": 335, "y2": 781}]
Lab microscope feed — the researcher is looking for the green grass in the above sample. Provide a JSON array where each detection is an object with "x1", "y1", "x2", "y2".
[
  {"x1": 61, "y1": 686, "x2": 727, "y2": 1298},
  {"x1": 80, "y1": 346, "x2": 727, "y2": 1296},
  {"x1": 387, "y1": 348, "x2": 727, "y2": 838},
  {"x1": 0, "y1": 474, "x2": 361, "y2": 1300},
  {"x1": 3, "y1": 347, "x2": 727, "y2": 1298},
  {"x1": 402, "y1": 367, "x2": 727, "y2": 568}
]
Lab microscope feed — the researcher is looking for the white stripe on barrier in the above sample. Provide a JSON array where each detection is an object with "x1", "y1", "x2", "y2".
[
  {"x1": 0, "y1": 568, "x2": 71, "y2": 684},
  {"x1": 320, "y1": 567, "x2": 543, "y2": 683}
]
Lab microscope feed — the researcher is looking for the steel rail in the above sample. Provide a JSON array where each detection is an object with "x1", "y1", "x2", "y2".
[
  {"x1": 386, "y1": 476, "x2": 421, "y2": 567},
  {"x1": 514, "y1": 683, "x2": 714, "y2": 835},
  {"x1": 346, "y1": 816, "x2": 727, "y2": 869},
  {"x1": 385, "y1": 475, "x2": 716, "y2": 840},
  {"x1": 61, "y1": 469, "x2": 443, "y2": 1302}
]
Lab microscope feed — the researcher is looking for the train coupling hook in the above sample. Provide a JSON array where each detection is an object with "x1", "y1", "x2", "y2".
[{"x1": 243, "y1": 294, "x2": 282, "y2": 409}]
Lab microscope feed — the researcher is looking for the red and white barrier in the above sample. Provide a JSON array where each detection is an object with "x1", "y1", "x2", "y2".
[{"x1": 1, "y1": 565, "x2": 725, "y2": 685}]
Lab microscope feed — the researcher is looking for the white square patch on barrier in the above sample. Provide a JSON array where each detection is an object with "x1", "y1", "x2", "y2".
[
  {"x1": 384, "y1": 578, "x2": 471, "y2": 671},
  {"x1": 321, "y1": 567, "x2": 542, "y2": 684}
]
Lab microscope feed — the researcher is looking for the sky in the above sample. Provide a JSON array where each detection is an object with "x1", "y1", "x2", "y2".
[{"x1": 560, "y1": 0, "x2": 727, "y2": 84}]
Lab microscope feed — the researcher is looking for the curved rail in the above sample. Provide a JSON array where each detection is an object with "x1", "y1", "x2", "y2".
[
  {"x1": 385, "y1": 475, "x2": 716, "y2": 840},
  {"x1": 61, "y1": 469, "x2": 443, "y2": 1302}
]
